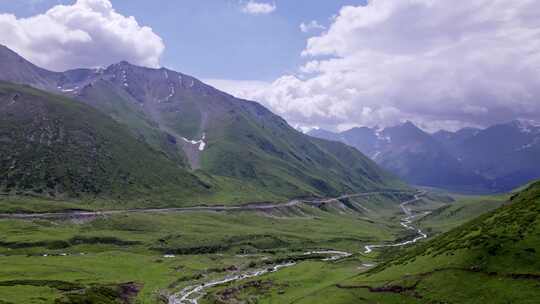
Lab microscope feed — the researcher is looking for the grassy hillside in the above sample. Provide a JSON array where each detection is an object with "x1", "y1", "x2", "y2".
[
  {"x1": 416, "y1": 193, "x2": 508, "y2": 235},
  {"x1": 299, "y1": 181, "x2": 540, "y2": 303},
  {"x1": 0, "y1": 82, "x2": 212, "y2": 204},
  {"x1": 200, "y1": 99, "x2": 405, "y2": 198},
  {"x1": 75, "y1": 62, "x2": 406, "y2": 198},
  {"x1": 77, "y1": 80, "x2": 189, "y2": 167},
  {"x1": 0, "y1": 46, "x2": 408, "y2": 200},
  {"x1": 375, "y1": 180, "x2": 540, "y2": 273},
  {"x1": 190, "y1": 183, "x2": 539, "y2": 304}
]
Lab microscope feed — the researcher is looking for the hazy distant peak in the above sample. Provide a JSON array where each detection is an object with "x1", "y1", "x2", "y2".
[{"x1": 512, "y1": 119, "x2": 540, "y2": 131}]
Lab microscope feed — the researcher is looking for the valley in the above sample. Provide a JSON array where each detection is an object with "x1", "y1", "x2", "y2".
[
  {"x1": 0, "y1": 14, "x2": 538, "y2": 304},
  {"x1": 0, "y1": 45, "x2": 405, "y2": 204},
  {"x1": 363, "y1": 191, "x2": 429, "y2": 254},
  {"x1": 191, "y1": 184, "x2": 536, "y2": 304},
  {"x1": 0, "y1": 186, "x2": 521, "y2": 303}
]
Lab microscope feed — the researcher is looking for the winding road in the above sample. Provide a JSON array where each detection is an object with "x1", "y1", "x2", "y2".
[
  {"x1": 363, "y1": 191, "x2": 428, "y2": 254},
  {"x1": 0, "y1": 191, "x2": 411, "y2": 220}
]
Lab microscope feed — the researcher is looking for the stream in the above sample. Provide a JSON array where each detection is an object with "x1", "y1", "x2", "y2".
[
  {"x1": 167, "y1": 193, "x2": 428, "y2": 303},
  {"x1": 168, "y1": 251, "x2": 351, "y2": 304},
  {"x1": 363, "y1": 192, "x2": 429, "y2": 254}
]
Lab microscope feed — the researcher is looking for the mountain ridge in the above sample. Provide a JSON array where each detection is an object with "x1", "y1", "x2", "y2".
[
  {"x1": 309, "y1": 120, "x2": 540, "y2": 192},
  {"x1": 0, "y1": 45, "x2": 406, "y2": 203}
]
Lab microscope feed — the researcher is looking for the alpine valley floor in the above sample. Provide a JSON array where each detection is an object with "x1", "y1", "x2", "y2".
[{"x1": 0, "y1": 186, "x2": 530, "y2": 304}]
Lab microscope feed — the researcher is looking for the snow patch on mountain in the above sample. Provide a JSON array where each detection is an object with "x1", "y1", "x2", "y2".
[
  {"x1": 515, "y1": 119, "x2": 540, "y2": 133},
  {"x1": 375, "y1": 130, "x2": 391, "y2": 143},
  {"x1": 181, "y1": 133, "x2": 207, "y2": 151},
  {"x1": 161, "y1": 85, "x2": 175, "y2": 103},
  {"x1": 122, "y1": 70, "x2": 128, "y2": 87},
  {"x1": 60, "y1": 86, "x2": 78, "y2": 93}
]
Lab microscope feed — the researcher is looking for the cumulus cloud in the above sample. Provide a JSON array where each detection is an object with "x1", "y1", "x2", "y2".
[
  {"x1": 219, "y1": 0, "x2": 540, "y2": 132},
  {"x1": 241, "y1": 1, "x2": 276, "y2": 15},
  {"x1": 300, "y1": 20, "x2": 326, "y2": 33},
  {"x1": 204, "y1": 78, "x2": 270, "y2": 99},
  {"x1": 0, "y1": 0, "x2": 164, "y2": 71}
]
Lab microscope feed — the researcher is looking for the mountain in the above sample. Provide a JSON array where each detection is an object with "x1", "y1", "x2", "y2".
[
  {"x1": 310, "y1": 127, "x2": 380, "y2": 157},
  {"x1": 0, "y1": 45, "x2": 405, "y2": 202},
  {"x1": 348, "y1": 180, "x2": 540, "y2": 303},
  {"x1": 0, "y1": 46, "x2": 62, "y2": 90},
  {"x1": 0, "y1": 81, "x2": 211, "y2": 203},
  {"x1": 309, "y1": 122, "x2": 485, "y2": 190},
  {"x1": 377, "y1": 122, "x2": 486, "y2": 188},
  {"x1": 435, "y1": 120, "x2": 540, "y2": 191},
  {"x1": 433, "y1": 127, "x2": 481, "y2": 156},
  {"x1": 310, "y1": 120, "x2": 540, "y2": 192},
  {"x1": 307, "y1": 128, "x2": 344, "y2": 143}
]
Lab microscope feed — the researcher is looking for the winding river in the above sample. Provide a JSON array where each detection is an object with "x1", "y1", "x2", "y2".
[
  {"x1": 1, "y1": 190, "x2": 427, "y2": 303},
  {"x1": 167, "y1": 192, "x2": 429, "y2": 304},
  {"x1": 168, "y1": 251, "x2": 352, "y2": 304},
  {"x1": 364, "y1": 191, "x2": 429, "y2": 254}
]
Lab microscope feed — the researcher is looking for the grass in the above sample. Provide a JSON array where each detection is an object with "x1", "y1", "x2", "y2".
[
  {"x1": 79, "y1": 80, "x2": 189, "y2": 167},
  {"x1": 186, "y1": 183, "x2": 540, "y2": 304},
  {"x1": 316, "y1": 181, "x2": 540, "y2": 303},
  {"x1": 0, "y1": 196, "x2": 408, "y2": 303},
  {"x1": 0, "y1": 180, "x2": 529, "y2": 303},
  {"x1": 201, "y1": 108, "x2": 407, "y2": 199},
  {"x1": 417, "y1": 193, "x2": 509, "y2": 235},
  {"x1": 0, "y1": 82, "x2": 212, "y2": 204},
  {"x1": 282, "y1": 268, "x2": 540, "y2": 304},
  {"x1": 0, "y1": 205, "x2": 401, "y2": 256},
  {"x1": 1, "y1": 80, "x2": 407, "y2": 209},
  {"x1": 0, "y1": 196, "x2": 90, "y2": 213},
  {"x1": 0, "y1": 253, "x2": 176, "y2": 303},
  {"x1": 201, "y1": 260, "x2": 364, "y2": 304}
]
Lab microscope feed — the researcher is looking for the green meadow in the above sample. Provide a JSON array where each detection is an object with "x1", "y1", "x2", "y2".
[{"x1": 0, "y1": 186, "x2": 534, "y2": 303}]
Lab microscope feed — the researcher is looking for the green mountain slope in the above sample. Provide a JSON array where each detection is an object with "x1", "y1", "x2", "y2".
[
  {"x1": 379, "y1": 180, "x2": 540, "y2": 273},
  {"x1": 0, "y1": 45, "x2": 406, "y2": 200},
  {"x1": 74, "y1": 62, "x2": 404, "y2": 198},
  {"x1": 0, "y1": 82, "x2": 211, "y2": 203},
  {"x1": 320, "y1": 181, "x2": 540, "y2": 303}
]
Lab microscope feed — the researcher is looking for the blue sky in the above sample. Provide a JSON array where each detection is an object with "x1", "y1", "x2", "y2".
[
  {"x1": 1, "y1": 0, "x2": 538, "y2": 132},
  {"x1": 0, "y1": 0, "x2": 364, "y2": 80}
]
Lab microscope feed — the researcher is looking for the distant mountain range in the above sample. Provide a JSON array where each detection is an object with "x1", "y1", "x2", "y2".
[
  {"x1": 0, "y1": 45, "x2": 404, "y2": 204},
  {"x1": 309, "y1": 120, "x2": 540, "y2": 192}
]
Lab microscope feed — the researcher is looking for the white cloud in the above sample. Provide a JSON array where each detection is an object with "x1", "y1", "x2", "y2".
[
  {"x1": 0, "y1": 0, "x2": 164, "y2": 71},
  {"x1": 241, "y1": 1, "x2": 276, "y2": 15},
  {"x1": 227, "y1": 0, "x2": 540, "y2": 131},
  {"x1": 300, "y1": 20, "x2": 326, "y2": 33},
  {"x1": 204, "y1": 78, "x2": 270, "y2": 99}
]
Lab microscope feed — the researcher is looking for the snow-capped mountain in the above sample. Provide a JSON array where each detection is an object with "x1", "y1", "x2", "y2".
[{"x1": 310, "y1": 120, "x2": 540, "y2": 192}]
